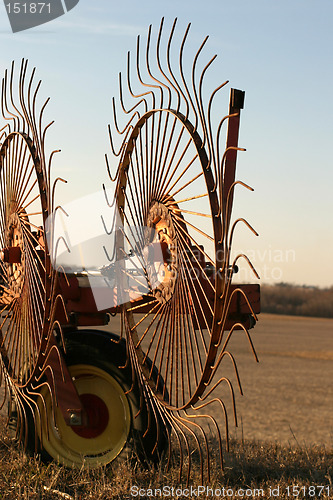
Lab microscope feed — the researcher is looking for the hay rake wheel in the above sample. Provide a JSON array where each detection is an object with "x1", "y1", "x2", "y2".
[
  {"x1": 0, "y1": 131, "x2": 48, "y2": 387},
  {"x1": 0, "y1": 60, "x2": 87, "y2": 458},
  {"x1": 0, "y1": 60, "x2": 54, "y2": 393},
  {"x1": 117, "y1": 108, "x2": 224, "y2": 410},
  {"x1": 108, "y1": 17, "x2": 259, "y2": 411},
  {"x1": 105, "y1": 18, "x2": 260, "y2": 481}
]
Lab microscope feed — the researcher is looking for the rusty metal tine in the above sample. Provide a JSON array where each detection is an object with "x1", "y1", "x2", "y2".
[
  {"x1": 9, "y1": 62, "x2": 22, "y2": 132},
  {"x1": 232, "y1": 253, "x2": 260, "y2": 280},
  {"x1": 207, "y1": 81, "x2": 229, "y2": 182},
  {"x1": 192, "y1": 38, "x2": 215, "y2": 149},
  {"x1": 9, "y1": 62, "x2": 22, "y2": 131},
  {"x1": 178, "y1": 23, "x2": 194, "y2": 124}
]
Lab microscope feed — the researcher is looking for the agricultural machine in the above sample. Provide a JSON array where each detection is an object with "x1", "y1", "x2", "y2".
[{"x1": 0, "y1": 19, "x2": 260, "y2": 481}]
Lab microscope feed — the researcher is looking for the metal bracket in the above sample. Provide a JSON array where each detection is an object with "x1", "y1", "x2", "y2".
[{"x1": 230, "y1": 88, "x2": 245, "y2": 112}]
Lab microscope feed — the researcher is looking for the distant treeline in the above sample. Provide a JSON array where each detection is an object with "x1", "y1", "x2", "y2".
[{"x1": 260, "y1": 283, "x2": 333, "y2": 318}]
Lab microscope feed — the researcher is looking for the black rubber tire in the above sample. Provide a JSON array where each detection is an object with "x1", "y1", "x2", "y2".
[{"x1": 38, "y1": 329, "x2": 168, "y2": 467}]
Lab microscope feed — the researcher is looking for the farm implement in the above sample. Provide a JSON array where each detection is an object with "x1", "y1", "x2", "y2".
[{"x1": 0, "y1": 19, "x2": 260, "y2": 482}]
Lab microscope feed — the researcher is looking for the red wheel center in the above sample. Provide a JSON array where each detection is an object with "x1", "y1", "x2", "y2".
[{"x1": 72, "y1": 393, "x2": 109, "y2": 439}]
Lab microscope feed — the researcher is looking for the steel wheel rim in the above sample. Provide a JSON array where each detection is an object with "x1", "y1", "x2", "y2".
[
  {"x1": 0, "y1": 132, "x2": 48, "y2": 387},
  {"x1": 39, "y1": 364, "x2": 131, "y2": 467},
  {"x1": 117, "y1": 109, "x2": 224, "y2": 410}
]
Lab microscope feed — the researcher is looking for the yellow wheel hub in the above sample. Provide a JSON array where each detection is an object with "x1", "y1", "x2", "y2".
[{"x1": 39, "y1": 364, "x2": 131, "y2": 467}]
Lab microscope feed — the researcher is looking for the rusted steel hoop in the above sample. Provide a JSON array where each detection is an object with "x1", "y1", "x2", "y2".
[
  {"x1": 116, "y1": 107, "x2": 227, "y2": 410},
  {"x1": 0, "y1": 131, "x2": 51, "y2": 388}
]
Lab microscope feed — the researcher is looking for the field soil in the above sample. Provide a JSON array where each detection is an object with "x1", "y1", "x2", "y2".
[
  {"x1": 1, "y1": 313, "x2": 332, "y2": 448},
  {"x1": 224, "y1": 313, "x2": 333, "y2": 447}
]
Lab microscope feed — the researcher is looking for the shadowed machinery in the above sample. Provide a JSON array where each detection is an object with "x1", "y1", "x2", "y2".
[{"x1": 0, "y1": 18, "x2": 260, "y2": 483}]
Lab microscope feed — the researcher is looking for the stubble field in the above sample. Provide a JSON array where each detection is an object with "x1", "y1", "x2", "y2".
[
  {"x1": 222, "y1": 313, "x2": 333, "y2": 447},
  {"x1": 0, "y1": 313, "x2": 332, "y2": 498}
]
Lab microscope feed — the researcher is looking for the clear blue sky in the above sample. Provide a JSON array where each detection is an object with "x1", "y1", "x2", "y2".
[{"x1": 0, "y1": 0, "x2": 332, "y2": 287}]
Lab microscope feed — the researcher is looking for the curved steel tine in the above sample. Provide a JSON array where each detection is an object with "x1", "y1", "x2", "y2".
[
  {"x1": 107, "y1": 123, "x2": 130, "y2": 162},
  {"x1": 112, "y1": 96, "x2": 137, "y2": 135},
  {"x1": 163, "y1": 411, "x2": 189, "y2": 482},
  {"x1": 107, "y1": 127, "x2": 122, "y2": 161},
  {"x1": 41, "y1": 120, "x2": 54, "y2": 178},
  {"x1": 39, "y1": 95, "x2": 50, "y2": 142},
  {"x1": 146, "y1": 24, "x2": 164, "y2": 108},
  {"x1": 232, "y1": 252, "x2": 260, "y2": 280},
  {"x1": 103, "y1": 244, "x2": 116, "y2": 263},
  {"x1": 27, "y1": 66, "x2": 39, "y2": 147},
  {"x1": 0, "y1": 371, "x2": 8, "y2": 411},
  {"x1": 55, "y1": 264, "x2": 70, "y2": 287},
  {"x1": 21, "y1": 390, "x2": 41, "y2": 450},
  {"x1": 46, "y1": 294, "x2": 69, "y2": 329},
  {"x1": 31, "y1": 78, "x2": 42, "y2": 156},
  {"x1": 31, "y1": 380, "x2": 54, "y2": 440},
  {"x1": 165, "y1": 19, "x2": 190, "y2": 118},
  {"x1": 215, "y1": 112, "x2": 238, "y2": 192},
  {"x1": 195, "y1": 55, "x2": 218, "y2": 170},
  {"x1": 191, "y1": 36, "x2": 213, "y2": 146},
  {"x1": 153, "y1": 404, "x2": 172, "y2": 459},
  {"x1": 101, "y1": 203, "x2": 117, "y2": 236},
  {"x1": 48, "y1": 202, "x2": 69, "y2": 259},
  {"x1": 186, "y1": 402, "x2": 224, "y2": 470},
  {"x1": 19, "y1": 59, "x2": 32, "y2": 136},
  {"x1": 156, "y1": 18, "x2": 181, "y2": 112},
  {"x1": 27, "y1": 388, "x2": 47, "y2": 448},
  {"x1": 9, "y1": 61, "x2": 23, "y2": 132},
  {"x1": 156, "y1": 17, "x2": 172, "y2": 109},
  {"x1": 2, "y1": 69, "x2": 17, "y2": 130},
  {"x1": 224, "y1": 179, "x2": 254, "y2": 225},
  {"x1": 136, "y1": 35, "x2": 156, "y2": 110},
  {"x1": 147, "y1": 22, "x2": 178, "y2": 201},
  {"x1": 102, "y1": 180, "x2": 118, "y2": 207},
  {"x1": 203, "y1": 376, "x2": 238, "y2": 427},
  {"x1": 52, "y1": 236, "x2": 71, "y2": 269},
  {"x1": 218, "y1": 145, "x2": 246, "y2": 223},
  {"x1": 207, "y1": 81, "x2": 229, "y2": 182},
  {"x1": 177, "y1": 411, "x2": 207, "y2": 481},
  {"x1": 119, "y1": 71, "x2": 146, "y2": 116},
  {"x1": 47, "y1": 150, "x2": 62, "y2": 209},
  {"x1": 207, "y1": 350, "x2": 243, "y2": 395},
  {"x1": 8, "y1": 61, "x2": 22, "y2": 132},
  {"x1": 218, "y1": 314, "x2": 259, "y2": 362},
  {"x1": 126, "y1": 51, "x2": 149, "y2": 112},
  {"x1": 159, "y1": 410, "x2": 181, "y2": 476},
  {"x1": 219, "y1": 178, "x2": 255, "y2": 250},
  {"x1": 179, "y1": 23, "x2": 197, "y2": 126},
  {"x1": 220, "y1": 285, "x2": 259, "y2": 326},
  {"x1": 51, "y1": 178, "x2": 67, "y2": 217},
  {"x1": 228, "y1": 217, "x2": 259, "y2": 252},
  {"x1": 0, "y1": 122, "x2": 10, "y2": 139}
]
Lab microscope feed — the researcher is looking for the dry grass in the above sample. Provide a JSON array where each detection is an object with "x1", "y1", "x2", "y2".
[
  {"x1": 1, "y1": 315, "x2": 332, "y2": 498},
  {"x1": 0, "y1": 417, "x2": 332, "y2": 499}
]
